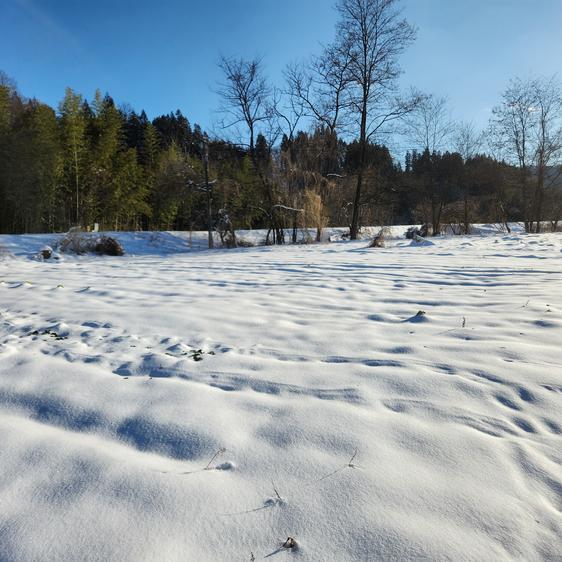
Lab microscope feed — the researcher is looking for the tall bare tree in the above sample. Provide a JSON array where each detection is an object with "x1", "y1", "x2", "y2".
[
  {"x1": 335, "y1": 0, "x2": 418, "y2": 239},
  {"x1": 490, "y1": 76, "x2": 562, "y2": 232},
  {"x1": 454, "y1": 121, "x2": 482, "y2": 161},
  {"x1": 216, "y1": 56, "x2": 271, "y2": 154},
  {"x1": 452, "y1": 122, "x2": 482, "y2": 234},
  {"x1": 490, "y1": 78, "x2": 536, "y2": 231},
  {"x1": 216, "y1": 56, "x2": 288, "y2": 242},
  {"x1": 531, "y1": 77, "x2": 562, "y2": 232},
  {"x1": 406, "y1": 94, "x2": 454, "y2": 153},
  {"x1": 272, "y1": 86, "x2": 304, "y2": 144},
  {"x1": 284, "y1": 44, "x2": 353, "y2": 183},
  {"x1": 285, "y1": 41, "x2": 353, "y2": 135}
]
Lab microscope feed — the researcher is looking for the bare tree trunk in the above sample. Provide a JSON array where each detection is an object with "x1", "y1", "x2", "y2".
[
  {"x1": 350, "y1": 171, "x2": 363, "y2": 239},
  {"x1": 534, "y1": 166, "x2": 545, "y2": 233},
  {"x1": 521, "y1": 166, "x2": 531, "y2": 233},
  {"x1": 337, "y1": 0, "x2": 416, "y2": 240},
  {"x1": 350, "y1": 98, "x2": 368, "y2": 240}
]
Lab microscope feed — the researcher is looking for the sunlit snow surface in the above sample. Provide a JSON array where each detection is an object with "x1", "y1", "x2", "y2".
[{"x1": 0, "y1": 229, "x2": 561, "y2": 561}]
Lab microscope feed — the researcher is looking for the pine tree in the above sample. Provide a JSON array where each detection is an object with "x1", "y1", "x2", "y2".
[
  {"x1": 152, "y1": 142, "x2": 188, "y2": 229},
  {"x1": 59, "y1": 88, "x2": 88, "y2": 226},
  {"x1": 109, "y1": 148, "x2": 150, "y2": 230},
  {"x1": 141, "y1": 122, "x2": 160, "y2": 170},
  {"x1": 0, "y1": 77, "x2": 18, "y2": 232},
  {"x1": 2, "y1": 100, "x2": 62, "y2": 232},
  {"x1": 29, "y1": 102, "x2": 63, "y2": 231}
]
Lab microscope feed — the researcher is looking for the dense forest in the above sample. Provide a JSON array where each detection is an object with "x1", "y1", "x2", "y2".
[{"x1": 1, "y1": 0, "x2": 561, "y2": 240}]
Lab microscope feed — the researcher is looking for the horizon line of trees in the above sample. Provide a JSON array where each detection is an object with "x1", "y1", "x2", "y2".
[{"x1": 1, "y1": 0, "x2": 562, "y2": 240}]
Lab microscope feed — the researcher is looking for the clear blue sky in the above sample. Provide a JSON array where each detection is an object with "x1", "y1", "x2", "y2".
[{"x1": 2, "y1": 0, "x2": 561, "y2": 137}]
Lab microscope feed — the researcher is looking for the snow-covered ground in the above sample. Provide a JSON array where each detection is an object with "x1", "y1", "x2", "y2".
[
  {"x1": 0, "y1": 229, "x2": 561, "y2": 561},
  {"x1": 0, "y1": 223, "x2": 524, "y2": 258}
]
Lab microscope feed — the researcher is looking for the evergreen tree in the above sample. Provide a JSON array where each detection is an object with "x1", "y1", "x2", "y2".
[
  {"x1": 59, "y1": 88, "x2": 88, "y2": 226},
  {"x1": 108, "y1": 148, "x2": 149, "y2": 230},
  {"x1": 152, "y1": 142, "x2": 188, "y2": 229},
  {"x1": 2, "y1": 100, "x2": 62, "y2": 232}
]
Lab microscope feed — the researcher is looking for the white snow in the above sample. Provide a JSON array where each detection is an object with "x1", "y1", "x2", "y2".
[{"x1": 0, "y1": 228, "x2": 561, "y2": 561}]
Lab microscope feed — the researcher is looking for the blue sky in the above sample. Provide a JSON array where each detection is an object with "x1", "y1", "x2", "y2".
[{"x1": 2, "y1": 0, "x2": 561, "y2": 138}]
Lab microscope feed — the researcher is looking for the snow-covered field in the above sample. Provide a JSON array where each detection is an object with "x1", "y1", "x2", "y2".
[{"x1": 0, "y1": 229, "x2": 561, "y2": 561}]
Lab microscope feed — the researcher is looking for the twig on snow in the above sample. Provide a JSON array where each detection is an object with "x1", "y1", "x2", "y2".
[
  {"x1": 315, "y1": 448, "x2": 360, "y2": 483},
  {"x1": 205, "y1": 447, "x2": 227, "y2": 470}
]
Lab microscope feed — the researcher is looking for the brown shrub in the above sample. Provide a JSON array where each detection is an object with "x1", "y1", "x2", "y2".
[{"x1": 94, "y1": 236, "x2": 124, "y2": 256}]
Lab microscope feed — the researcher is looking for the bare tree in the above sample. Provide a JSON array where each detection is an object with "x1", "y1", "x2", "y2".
[
  {"x1": 216, "y1": 56, "x2": 271, "y2": 154},
  {"x1": 285, "y1": 41, "x2": 353, "y2": 135},
  {"x1": 216, "y1": 56, "x2": 288, "y2": 243},
  {"x1": 335, "y1": 0, "x2": 418, "y2": 239},
  {"x1": 284, "y1": 53, "x2": 349, "y2": 181},
  {"x1": 490, "y1": 79, "x2": 535, "y2": 231},
  {"x1": 406, "y1": 94, "x2": 454, "y2": 153},
  {"x1": 271, "y1": 86, "x2": 304, "y2": 145},
  {"x1": 531, "y1": 77, "x2": 562, "y2": 232},
  {"x1": 453, "y1": 122, "x2": 482, "y2": 234},
  {"x1": 454, "y1": 121, "x2": 482, "y2": 161},
  {"x1": 490, "y1": 76, "x2": 562, "y2": 232}
]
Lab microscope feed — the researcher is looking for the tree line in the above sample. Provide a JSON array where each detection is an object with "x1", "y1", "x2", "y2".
[{"x1": 1, "y1": 0, "x2": 561, "y2": 239}]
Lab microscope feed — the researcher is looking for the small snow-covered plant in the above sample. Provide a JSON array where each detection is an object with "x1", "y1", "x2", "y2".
[
  {"x1": 282, "y1": 537, "x2": 297, "y2": 550},
  {"x1": 58, "y1": 227, "x2": 92, "y2": 254},
  {"x1": 216, "y1": 208, "x2": 237, "y2": 248},
  {"x1": 40, "y1": 247, "x2": 53, "y2": 260},
  {"x1": 406, "y1": 224, "x2": 430, "y2": 239},
  {"x1": 34, "y1": 246, "x2": 54, "y2": 261},
  {"x1": 369, "y1": 226, "x2": 390, "y2": 248}
]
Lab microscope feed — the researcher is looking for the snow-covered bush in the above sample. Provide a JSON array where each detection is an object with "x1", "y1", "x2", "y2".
[
  {"x1": 236, "y1": 238, "x2": 255, "y2": 248},
  {"x1": 40, "y1": 247, "x2": 53, "y2": 259},
  {"x1": 369, "y1": 227, "x2": 390, "y2": 248},
  {"x1": 406, "y1": 224, "x2": 430, "y2": 239},
  {"x1": 410, "y1": 234, "x2": 435, "y2": 246},
  {"x1": 94, "y1": 236, "x2": 124, "y2": 256},
  {"x1": 58, "y1": 228, "x2": 92, "y2": 254},
  {"x1": 216, "y1": 208, "x2": 237, "y2": 248},
  {"x1": 58, "y1": 229, "x2": 124, "y2": 256},
  {"x1": 35, "y1": 246, "x2": 61, "y2": 261}
]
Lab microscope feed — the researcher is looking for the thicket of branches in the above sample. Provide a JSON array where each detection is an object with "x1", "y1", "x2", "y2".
[{"x1": 1, "y1": 0, "x2": 561, "y2": 238}]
